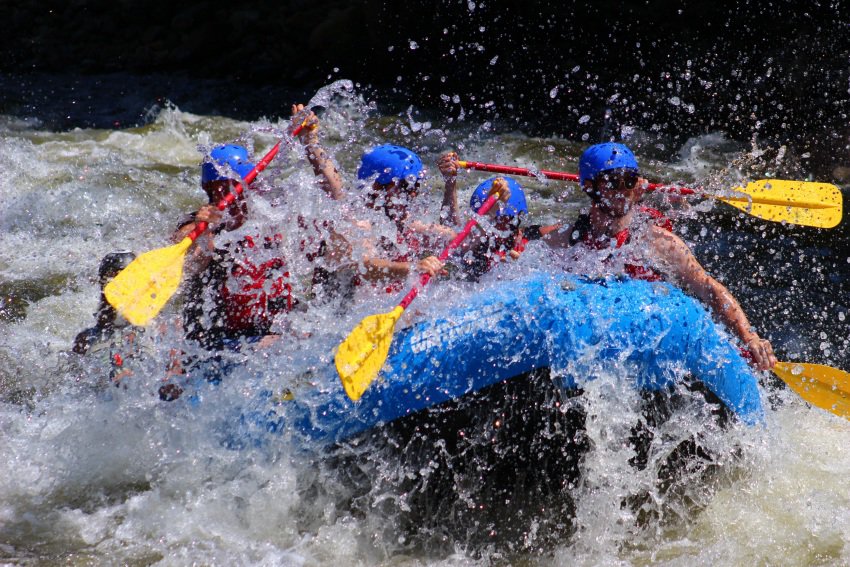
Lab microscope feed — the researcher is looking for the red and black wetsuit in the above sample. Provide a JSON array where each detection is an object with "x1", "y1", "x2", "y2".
[{"x1": 218, "y1": 234, "x2": 294, "y2": 334}]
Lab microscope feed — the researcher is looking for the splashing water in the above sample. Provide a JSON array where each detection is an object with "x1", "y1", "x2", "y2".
[{"x1": 1, "y1": 80, "x2": 850, "y2": 565}]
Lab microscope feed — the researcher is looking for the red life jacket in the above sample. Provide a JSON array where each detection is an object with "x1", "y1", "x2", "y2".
[
  {"x1": 220, "y1": 234, "x2": 293, "y2": 333},
  {"x1": 490, "y1": 234, "x2": 527, "y2": 263},
  {"x1": 297, "y1": 215, "x2": 332, "y2": 262},
  {"x1": 573, "y1": 207, "x2": 672, "y2": 282}
]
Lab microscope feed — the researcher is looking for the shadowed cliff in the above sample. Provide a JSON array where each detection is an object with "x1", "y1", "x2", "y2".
[{"x1": 3, "y1": 0, "x2": 848, "y2": 178}]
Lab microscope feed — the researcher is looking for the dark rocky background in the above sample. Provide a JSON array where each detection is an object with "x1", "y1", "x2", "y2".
[{"x1": 2, "y1": 0, "x2": 849, "y2": 178}]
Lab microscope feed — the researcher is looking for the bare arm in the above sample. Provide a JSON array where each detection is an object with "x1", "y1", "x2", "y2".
[
  {"x1": 648, "y1": 227, "x2": 776, "y2": 369},
  {"x1": 540, "y1": 223, "x2": 577, "y2": 249},
  {"x1": 292, "y1": 104, "x2": 344, "y2": 201},
  {"x1": 172, "y1": 204, "x2": 222, "y2": 276},
  {"x1": 323, "y1": 227, "x2": 354, "y2": 267},
  {"x1": 360, "y1": 255, "x2": 444, "y2": 282},
  {"x1": 437, "y1": 151, "x2": 460, "y2": 226},
  {"x1": 406, "y1": 219, "x2": 457, "y2": 241}
]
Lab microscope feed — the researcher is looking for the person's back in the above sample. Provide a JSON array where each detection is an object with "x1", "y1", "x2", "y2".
[
  {"x1": 454, "y1": 176, "x2": 528, "y2": 281},
  {"x1": 441, "y1": 175, "x2": 559, "y2": 282},
  {"x1": 347, "y1": 144, "x2": 452, "y2": 294},
  {"x1": 73, "y1": 251, "x2": 154, "y2": 386}
]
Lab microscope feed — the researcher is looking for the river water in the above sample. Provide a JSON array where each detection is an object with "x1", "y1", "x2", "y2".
[{"x1": 1, "y1": 76, "x2": 849, "y2": 565}]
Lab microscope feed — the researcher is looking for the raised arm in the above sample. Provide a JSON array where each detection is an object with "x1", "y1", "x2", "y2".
[
  {"x1": 437, "y1": 151, "x2": 460, "y2": 226},
  {"x1": 291, "y1": 104, "x2": 344, "y2": 201},
  {"x1": 648, "y1": 226, "x2": 776, "y2": 370}
]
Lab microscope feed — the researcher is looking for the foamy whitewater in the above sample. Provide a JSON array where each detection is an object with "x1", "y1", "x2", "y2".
[{"x1": 1, "y1": 81, "x2": 849, "y2": 566}]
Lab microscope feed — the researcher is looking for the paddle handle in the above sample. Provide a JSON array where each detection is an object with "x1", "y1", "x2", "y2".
[{"x1": 397, "y1": 194, "x2": 500, "y2": 310}]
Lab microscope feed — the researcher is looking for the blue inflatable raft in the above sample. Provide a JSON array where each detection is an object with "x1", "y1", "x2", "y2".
[{"x1": 229, "y1": 273, "x2": 763, "y2": 447}]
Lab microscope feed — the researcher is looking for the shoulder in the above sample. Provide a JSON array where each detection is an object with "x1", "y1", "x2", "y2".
[
  {"x1": 637, "y1": 206, "x2": 673, "y2": 231},
  {"x1": 646, "y1": 225, "x2": 690, "y2": 254}
]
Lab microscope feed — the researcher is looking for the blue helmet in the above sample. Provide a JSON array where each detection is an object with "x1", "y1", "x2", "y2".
[
  {"x1": 357, "y1": 144, "x2": 424, "y2": 185},
  {"x1": 201, "y1": 144, "x2": 256, "y2": 184},
  {"x1": 578, "y1": 143, "x2": 639, "y2": 185},
  {"x1": 470, "y1": 177, "x2": 528, "y2": 217}
]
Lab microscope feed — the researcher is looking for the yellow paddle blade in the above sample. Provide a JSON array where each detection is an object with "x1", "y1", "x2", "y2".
[
  {"x1": 773, "y1": 361, "x2": 850, "y2": 420},
  {"x1": 103, "y1": 237, "x2": 193, "y2": 326},
  {"x1": 720, "y1": 179, "x2": 843, "y2": 228},
  {"x1": 335, "y1": 306, "x2": 406, "y2": 401}
]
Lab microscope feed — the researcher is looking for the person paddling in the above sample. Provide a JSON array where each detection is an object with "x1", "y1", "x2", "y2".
[
  {"x1": 350, "y1": 144, "x2": 455, "y2": 293},
  {"x1": 175, "y1": 144, "x2": 277, "y2": 351},
  {"x1": 73, "y1": 251, "x2": 138, "y2": 357},
  {"x1": 176, "y1": 103, "x2": 348, "y2": 351},
  {"x1": 437, "y1": 152, "x2": 560, "y2": 281},
  {"x1": 73, "y1": 251, "x2": 181, "y2": 391},
  {"x1": 542, "y1": 142, "x2": 776, "y2": 370}
]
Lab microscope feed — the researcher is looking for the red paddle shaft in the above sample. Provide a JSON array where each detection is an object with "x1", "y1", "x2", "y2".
[
  {"x1": 186, "y1": 124, "x2": 306, "y2": 242},
  {"x1": 457, "y1": 160, "x2": 692, "y2": 195},
  {"x1": 397, "y1": 193, "x2": 500, "y2": 310},
  {"x1": 459, "y1": 160, "x2": 579, "y2": 182}
]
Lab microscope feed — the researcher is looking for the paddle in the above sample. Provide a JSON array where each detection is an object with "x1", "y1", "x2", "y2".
[
  {"x1": 764, "y1": 361, "x2": 850, "y2": 420},
  {"x1": 335, "y1": 193, "x2": 502, "y2": 401},
  {"x1": 737, "y1": 348, "x2": 850, "y2": 419},
  {"x1": 105, "y1": 128, "x2": 303, "y2": 326},
  {"x1": 456, "y1": 160, "x2": 843, "y2": 229}
]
